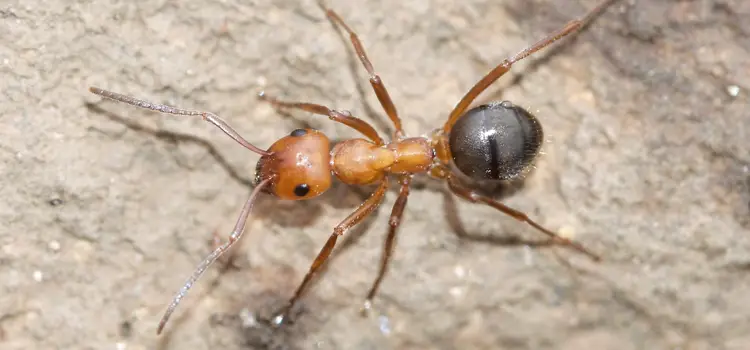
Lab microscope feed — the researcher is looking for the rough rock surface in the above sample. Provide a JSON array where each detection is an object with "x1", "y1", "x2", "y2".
[{"x1": 1, "y1": 0, "x2": 749, "y2": 349}]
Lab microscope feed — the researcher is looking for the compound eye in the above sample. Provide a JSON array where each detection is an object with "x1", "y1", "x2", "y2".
[
  {"x1": 293, "y1": 183, "x2": 310, "y2": 197},
  {"x1": 290, "y1": 129, "x2": 307, "y2": 137},
  {"x1": 273, "y1": 169, "x2": 328, "y2": 200}
]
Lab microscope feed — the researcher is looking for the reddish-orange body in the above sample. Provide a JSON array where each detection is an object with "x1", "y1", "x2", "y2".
[
  {"x1": 332, "y1": 136, "x2": 433, "y2": 184},
  {"x1": 256, "y1": 129, "x2": 435, "y2": 199}
]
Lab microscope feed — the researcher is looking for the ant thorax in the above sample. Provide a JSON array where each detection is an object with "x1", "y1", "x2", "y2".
[{"x1": 330, "y1": 137, "x2": 434, "y2": 185}]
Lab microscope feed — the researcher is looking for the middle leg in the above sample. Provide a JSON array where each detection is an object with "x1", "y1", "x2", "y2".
[
  {"x1": 318, "y1": 1, "x2": 404, "y2": 138},
  {"x1": 363, "y1": 175, "x2": 411, "y2": 313}
]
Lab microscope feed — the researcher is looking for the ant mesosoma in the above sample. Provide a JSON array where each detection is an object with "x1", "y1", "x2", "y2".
[{"x1": 89, "y1": 0, "x2": 617, "y2": 334}]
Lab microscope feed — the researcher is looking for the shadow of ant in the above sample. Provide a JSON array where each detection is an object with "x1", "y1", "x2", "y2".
[{"x1": 155, "y1": 263, "x2": 326, "y2": 350}]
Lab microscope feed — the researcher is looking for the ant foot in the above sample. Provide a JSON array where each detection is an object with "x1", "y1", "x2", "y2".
[{"x1": 359, "y1": 299, "x2": 374, "y2": 317}]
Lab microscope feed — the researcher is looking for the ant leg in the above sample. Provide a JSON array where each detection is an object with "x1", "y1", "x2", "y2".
[
  {"x1": 318, "y1": 2, "x2": 403, "y2": 138},
  {"x1": 156, "y1": 178, "x2": 272, "y2": 334},
  {"x1": 446, "y1": 175, "x2": 601, "y2": 261},
  {"x1": 442, "y1": 0, "x2": 619, "y2": 133},
  {"x1": 259, "y1": 93, "x2": 384, "y2": 145},
  {"x1": 363, "y1": 176, "x2": 411, "y2": 313},
  {"x1": 275, "y1": 177, "x2": 390, "y2": 325}
]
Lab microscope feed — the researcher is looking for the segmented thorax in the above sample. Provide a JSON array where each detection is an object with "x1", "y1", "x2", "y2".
[{"x1": 330, "y1": 137, "x2": 434, "y2": 185}]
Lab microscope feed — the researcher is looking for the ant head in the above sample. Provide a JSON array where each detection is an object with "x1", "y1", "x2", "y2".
[{"x1": 255, "y1": 128, "x2": 333, "y2": 200}]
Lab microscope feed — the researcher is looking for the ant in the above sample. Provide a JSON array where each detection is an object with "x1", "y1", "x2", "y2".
[{"x1": 89, "y1": 0, "x2": 617, "y2": 335}]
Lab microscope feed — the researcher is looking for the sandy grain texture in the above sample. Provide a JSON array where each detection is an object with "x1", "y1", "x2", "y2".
[{"x1": 1, "y1": 0, "x2": 749, "y2": 349}]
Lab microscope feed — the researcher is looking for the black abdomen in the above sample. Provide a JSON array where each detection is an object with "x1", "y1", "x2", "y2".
[{"x1": 449, "y1": 101, "x2": 543, "y2": 181}]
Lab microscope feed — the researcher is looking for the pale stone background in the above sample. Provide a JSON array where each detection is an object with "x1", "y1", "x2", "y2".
[{"x1": 1, "y1": 0, "x2": 749, "y2": 349}]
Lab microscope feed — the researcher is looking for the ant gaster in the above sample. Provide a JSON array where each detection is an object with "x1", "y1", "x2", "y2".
[{"x1": 89, "y1": 0, "x2": 618, "y2": 334}]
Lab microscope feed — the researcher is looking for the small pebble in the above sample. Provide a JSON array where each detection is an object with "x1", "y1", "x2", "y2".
[
  {"x1": 115, "y1": 342, "x2": 127, "y2": 350},
  {"x1": 32, "y1": 270, "x2": 43, "y2": 282},
  {"x1": 239, "y1": 308, "x2": 257, "y2": 328},
  {"x1": 726, "y1": 85, "x2": 740, "y2": 97},
  {"x1": 454, "y1": 265, "x2": 465, "y2": 279},
  {"x1": 48, "y1": 240, "x2": 61, "y2": 252},
  {"x1": 378, "y1": 315, "x2": 392, "y2": 335},
  {"x1": 557, "y1": 225, "x2": 576, "y2": 239}
]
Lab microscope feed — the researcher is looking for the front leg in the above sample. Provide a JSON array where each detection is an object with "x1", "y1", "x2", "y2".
[{"x1": 274, "y1": 177, "x2": 390, "y2": 325}]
